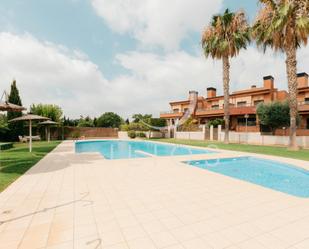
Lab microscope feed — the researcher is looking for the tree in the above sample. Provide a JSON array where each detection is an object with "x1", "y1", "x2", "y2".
[
  {"x1": 132, "y1": 114, "x2": 152, "y2": 123},
  {"x1": 257, "y1": 101, "x2": 291, "y2": 133},
  {"x1": 78, "y1": 115, "x2": 94, "y2": 127},
  {"x1": 7, "y1": 80, "x2": 24, "y2": 141},
  {"x1": 30, "y1": 104, "x2": 63, "y2": 122},
  {"x1": 96, "y1": 112, "x2": 123, "y2": 128},
  {"x1": 0, "y1": 114, "x2": 9, "y2": 141},
  {"x1": 63, "y1": 116, "x2": 79, "y2": 126},
  {"x1": 252, "y1": 0, "x2": 309, "y2": 150},
  {"x1": 202, "y1": 9, "x2": 250, "y2": 144}
]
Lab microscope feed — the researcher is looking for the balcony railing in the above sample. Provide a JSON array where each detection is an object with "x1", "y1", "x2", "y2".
[
  {"x1": 196, "y1": 103, "x2": 255, "y2": 112},
  {"x1": 160, "y1": 110, "x2": 183, "y2": 114},
  {"x1": 196, "y1": 104, "x2": 257, "y2": 116}
]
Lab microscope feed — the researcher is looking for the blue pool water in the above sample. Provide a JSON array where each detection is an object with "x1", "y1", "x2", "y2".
[
  {"x1": 184, "y1": 157, "x2": 309, "y2": 198},
  {"x1": 75, "y1": 140, "x2": 214, "y2": 159}
]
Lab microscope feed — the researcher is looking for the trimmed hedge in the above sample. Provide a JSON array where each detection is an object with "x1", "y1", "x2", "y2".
[{"x1": 0, "y1": 143, "x2": 13, "y2": 150}]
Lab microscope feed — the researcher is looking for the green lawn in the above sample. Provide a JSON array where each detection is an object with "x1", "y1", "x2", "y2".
[
  {"x1": 153, "y1": 138, "x2": 309, "y2": 161},
  {"x1": 0, "y1": 141, "x2": 60, "y2": 192}
]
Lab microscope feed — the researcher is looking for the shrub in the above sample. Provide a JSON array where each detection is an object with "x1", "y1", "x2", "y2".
[
  {"x1": 127, "y1": 130, "x2": 136, "y2": 139},
  {"x1": 120, "y1": 124, "x2": 129, "y2": 131},
  {"x1": 207, "y1": 118, "x2": 224, "y2": 128},
  {"x1": 136, "y1": 132, "x2": 146, "y2": 138}
]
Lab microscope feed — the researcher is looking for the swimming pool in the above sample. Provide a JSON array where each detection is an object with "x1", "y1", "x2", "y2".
[
  {"x1": 75, "y1": 140, "x2": 214, "y2": 159},
  {"x1": 184, "y1": 157, "x2": 309, "y2": 198}
]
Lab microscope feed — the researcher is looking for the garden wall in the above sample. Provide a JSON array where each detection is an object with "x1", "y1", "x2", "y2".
[
  {"x1": 175, "y1": 131, "x2": 205, "y2": 140},
  {"x1": 218, "y1": 131, "x2": 309, "y2": 148},
  {"x1": 52, "y1": 127, "x2": 118, "y2": 139}
]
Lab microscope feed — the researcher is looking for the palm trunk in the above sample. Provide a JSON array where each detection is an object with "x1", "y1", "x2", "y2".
[
  {"x1": 285, "y1": 45, "x2": 299, "y2": 150},
  {"x1": 223, "y1": 56, "x2": 230, "y2": 144}
]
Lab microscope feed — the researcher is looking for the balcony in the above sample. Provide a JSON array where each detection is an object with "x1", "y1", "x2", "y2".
[
  {"x1": 196, "y1": 104, "x2": 256, "y2": 117},
  {"x1": 298, "y1": 101, "x2": 309, "y2": 113},
  {"x1": 160, "y1": 110, "x2": 184, "y2": 119}
]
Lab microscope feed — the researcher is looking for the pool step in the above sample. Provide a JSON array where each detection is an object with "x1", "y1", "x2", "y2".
[{"x1": 135, "y1": 150, "x2": 156, "y2": 157}]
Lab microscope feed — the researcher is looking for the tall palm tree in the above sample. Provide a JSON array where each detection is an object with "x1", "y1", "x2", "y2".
[
  {"x1": 202, "y1": 9, "x2": 250, "y2": 144},
  {"x1": 252, "y1": 0, "x2": 309, "y2": 150}
]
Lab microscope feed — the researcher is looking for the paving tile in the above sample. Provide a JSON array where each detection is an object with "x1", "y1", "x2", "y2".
[
  {"x1": 100, "y1": 229, "x2": 125, "y2": 247},
  {"x1": 121, "y1": 225, "x2": 147, "y2": 241},
  {"x1": 164, "y1": 245, "x2": 185, "y2": 249},
  {"x1": 170, "y1": 226, "x2": 198, "y2": 242},
  {"x1": 201, "y1": 231, "x2": 233, "y2": 249},
  {"x1": 160, "y1": 216, "x2": 184, "y2": 230},
  {"x1": 254, "y1": 233, "x2": 288, "y2": 249},
  {"x1": 47, "y1": 228, "x2": 73, "y2": 246},
  {"x1": 46, "y1": 240, "x2": 74, "y2": 249},
  {"x1": 148, "y1": 231, "x2": 179, "y2": 248},
  {"x1": 293, "y1": 238, "x2": 309, "y2": 249},
  {"x1": 220, "y1": 226, "x2": 251, "y2": 244},
  {"x1": 182, "y1": 237, "x2": 213, "y2": 249},
  {"x1": 127, "y1": 237, "x2": 157, "y2": 249},
  {"x1": 74, "y1": 234, "x2": 102, "y2": 249},
  {"x1": 103, "y1": 242, "x2": 129, "y2": 249},
  {"x1": 237, "y1": 238, "x2": 267, "y2": 249}
]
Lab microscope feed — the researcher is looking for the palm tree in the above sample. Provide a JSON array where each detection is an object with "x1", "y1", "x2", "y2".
[
  {"x1": 202, "y1": 9, "x2": 250, "y2": 144},
  {"x1": 252, "y1": 0, "x2": 309, "y2": 150}
]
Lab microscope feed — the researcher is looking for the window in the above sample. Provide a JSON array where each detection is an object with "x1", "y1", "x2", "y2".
[
  {"x1": 237, "y1": 101, "x2": 247, "y2": 107},
  {"x1": 254, "y1": 100, "x2": 264, "y2": 106},
  {"x1": 173, "y1": 109, "x2": 179, "y2": 113},
  {"x1": 307, "y1": 118, "x2": 309, "y2": 129},
  {"x1": 211, "y1": 105, "x2": 219, "y2": 110},
  {"x1": 305, "y1": 98, "x2": 309, "y2": 104},
  {"x1": 237, "y1": 117, "x2": 256, "y2": 126}
]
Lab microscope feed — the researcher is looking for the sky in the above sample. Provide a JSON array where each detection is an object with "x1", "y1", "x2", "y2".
[{"x1": 0, "y1": 0, "x2": 309, "y2": 119}]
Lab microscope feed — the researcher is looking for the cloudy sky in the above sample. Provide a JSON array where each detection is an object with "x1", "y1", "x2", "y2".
[{"x1": 0, "y1": 0, "x2": 309, "y2": 119}]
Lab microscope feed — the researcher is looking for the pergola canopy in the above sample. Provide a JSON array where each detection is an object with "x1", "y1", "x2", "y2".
[
  {"x1": 38, "y1": 120, "x2": 58, "y2": 125},
  {"x1": 0, "y1": 101, "x2": 26, "y2": 112},
  {"x1": 9, "y1": 114, "x2": 50, "y2": 122}
]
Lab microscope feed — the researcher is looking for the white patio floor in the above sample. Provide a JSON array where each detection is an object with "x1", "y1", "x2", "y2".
[{"x1": 0, "y1": 141, "x2": 309, "y2": 249}]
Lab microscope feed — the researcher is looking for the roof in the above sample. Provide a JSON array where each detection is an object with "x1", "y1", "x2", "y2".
[
  {"x1": 38, "y1": 120, "x2": 58, "y2": 125},
  {"x1": 9, "y1": 114, "x2": 50, "y2": 122},
  {"x1": 0, "y1": 101, "x2": 26, "y2": 112}
]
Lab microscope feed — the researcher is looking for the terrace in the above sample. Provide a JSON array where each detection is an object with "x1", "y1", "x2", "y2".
[{"x1": 0, "y1": 140, "x2": 309, "y2": 249}]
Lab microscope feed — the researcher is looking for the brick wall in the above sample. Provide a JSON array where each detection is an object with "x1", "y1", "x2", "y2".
[
  {"x1": 236, "y1": 125, "x2": 260, "y2": 132},
  {"x1": 52, "y1": 126, "x2": 118, "y2": 139},
  {"x1": 274, "y1": 128, "x2": 309, "y2": 136}
]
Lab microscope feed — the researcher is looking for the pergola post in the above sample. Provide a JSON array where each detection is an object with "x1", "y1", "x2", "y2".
[{"x1": 29, "y1": 120, "x2": 32, "y2": 152}]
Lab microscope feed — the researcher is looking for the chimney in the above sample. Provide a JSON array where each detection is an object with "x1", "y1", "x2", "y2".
[
  {"x1": 297, "y1": 72, "x2": 308, "y2": 88},
  {"x1": 188, "y1": 91, "x2": 198, "y2": 102},
  {"x1": 251, "y1": 85, "x2": 257, "y2": 89},
  {"x1": 263, "y1": 75, "x2": 274, "y2": 89},
  {"x1": 207, "y1": 87, "x2": 216, "y2": 98}
]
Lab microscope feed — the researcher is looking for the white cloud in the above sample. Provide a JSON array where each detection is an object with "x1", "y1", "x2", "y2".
[
  {"x1": 91, "y1": 0, "x2": 223, "y2": 50},
  {"x1": 1, "y1": 32, "x2": 309, "y2": 119},
  {"x1": 0, "y1": 32, "x2": 108, "y2": 118}
]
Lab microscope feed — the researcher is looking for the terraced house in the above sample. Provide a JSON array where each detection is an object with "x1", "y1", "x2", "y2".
[{"x1": 160, "y1": 73, "x2": 309, "y2": 135}]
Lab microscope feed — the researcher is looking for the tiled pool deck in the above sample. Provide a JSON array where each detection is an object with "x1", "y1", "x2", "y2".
[{"x1": 0, "y1": 141, "x2": 309, "y2": 249}]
